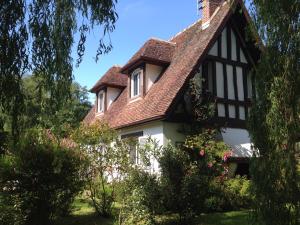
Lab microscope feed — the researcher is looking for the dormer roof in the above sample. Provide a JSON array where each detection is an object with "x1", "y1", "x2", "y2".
[
  {"x1": 91, "y1": 66, "x2": 128, "y2": 93},
  {"x1": 121, "y1": 38, "x2": 176, "y2": 73}
]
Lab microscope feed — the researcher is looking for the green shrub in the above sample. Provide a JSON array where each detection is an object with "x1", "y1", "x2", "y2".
[
  {"x1": 223, "y1": 176, "x2": 252, "y2": 209},
  {"x1": 158, "y1": 129, "x2": 232, "y2": 223},
  {"x1": 204, "y1": 176, "x2": 252, "y2": 212},
  {"x1": 118, "y1": 169, "x2": 162, "y2": 225},
  {"x1": 0, "y1": 128, "x2": 88, "y2": 225}
]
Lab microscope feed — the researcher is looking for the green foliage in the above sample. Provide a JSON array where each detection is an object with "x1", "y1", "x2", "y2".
[
  {"x1": 0, "y1": 128, "x2": 88, "y2": 225},
  {"x1": 0, "y1": 0, "x2": 117, "y2": 137},
  {"x1": 73, "y1": 122, "x2": 163, "y2": 219},
  {"x1": 205, "y1": 176, "x2": 252, "y2": 213},
  {"x1": 21, "y1": 76, "x2": 92, "y2": 137},
  {"x1": 72, "y1": 121, "x2": 117, "y2": 217},
  {"x1": 118, "y1": 170, "x2": 161, "y2": 225},
  {"x1": 159, "y1": 129, "x2": 232, "y2": 223},
  {"x1": 248, "y1": 1, "x2": 300, "y2": 224}
]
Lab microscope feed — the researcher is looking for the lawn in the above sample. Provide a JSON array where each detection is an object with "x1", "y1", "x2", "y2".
[{"x1": 55, "y1": 199, "x2": 252, "y2": 225}]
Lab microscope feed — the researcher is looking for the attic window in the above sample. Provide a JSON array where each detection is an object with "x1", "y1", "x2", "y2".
[
  {"x1": 97, "y1": 91, "x2": 105, "y2": 113},
  {"x1": 131, "y1": 69, "x2": 141, "y2": 97}
]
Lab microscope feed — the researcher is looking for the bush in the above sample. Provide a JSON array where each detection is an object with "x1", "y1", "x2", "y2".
[
  {"x1": 118, "y1": 169, "x2": 162, "y2": 225},
  {"x1": 159, "y1": 144, "x2": 210, "y2": 223},
  {"x1": 0, "y1": 128, "x2": 88, "y2": 225},
  {"x1": 158, "y1": 129, "x2": 232, "y2": 223},
  {"x1": 204, "y1": 176, "x2": 252, "y2": 212},
  {"x1": 223, "y1": 176, "x2": 252, "y2": 209}
]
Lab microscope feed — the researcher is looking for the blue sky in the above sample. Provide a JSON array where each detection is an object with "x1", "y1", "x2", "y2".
[{"x1": 73, "y1": 0, "x2": 251, "y2": 102}]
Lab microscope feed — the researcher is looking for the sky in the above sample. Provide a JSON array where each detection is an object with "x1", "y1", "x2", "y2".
[
  {"x1": 73, "y1": 0, "x2": 199, "y2": 102},
  {"x1": 73, "y1": 0, "x2": 251, "y2": 103}
]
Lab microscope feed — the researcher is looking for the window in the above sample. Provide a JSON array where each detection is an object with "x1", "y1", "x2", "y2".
[
  {"x1": 121, "y1": 131, "x2": 143, "y2": 165},
  {"x1": 131, "y1": 69, "x2": 141, "y2": 97},
  {"x1": 97, "y1": 91, "x2": 105, "y2": 113}
]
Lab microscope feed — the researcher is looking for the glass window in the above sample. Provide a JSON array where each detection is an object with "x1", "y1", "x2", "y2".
[
  {"x1": 131, "y1": 70, "x2": 141, "y2": 97},
  {"x1": 98, "y1": 91, "x2": 104, "y2": 112}
]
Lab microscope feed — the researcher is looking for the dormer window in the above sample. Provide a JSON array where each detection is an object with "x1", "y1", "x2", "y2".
[
  {"x1": 131, "y1": 69, "x2": 141, "y2": 98},
  {"x1": 97, "y1": 91, "x2": 105, "y2": 113}
]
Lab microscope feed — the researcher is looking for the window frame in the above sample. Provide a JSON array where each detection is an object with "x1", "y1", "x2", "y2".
[
  {"x1": 97, "y1": 90, "x2": 105, "y2": 113},
  {"x1": 131, "y1": 68, "x2": 141, "y2": 98}
]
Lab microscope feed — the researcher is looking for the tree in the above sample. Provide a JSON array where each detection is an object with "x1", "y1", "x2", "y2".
[
  {"x1": 248, "y1": 1, "x2": 300, "y2": 224},
  {"x1": 1, "y1": 75, "x2": 92, "y2": 139},
  {"x1": 0, "y1": 0, "x2": 117, "y2": 137},
  {"x1": 22, "y1": 76, "x2": 92, "y2": 137}
]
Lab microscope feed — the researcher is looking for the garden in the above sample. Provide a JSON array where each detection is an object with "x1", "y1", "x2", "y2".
[
  {"x1": 0, "y1": 122, "x2": 253, "y2": 225},
  {"x1": 1, "y1": 0, "x2": 299, "y2": 225}
]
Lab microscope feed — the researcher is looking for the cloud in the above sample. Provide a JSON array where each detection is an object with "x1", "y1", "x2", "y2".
[
  {"x1": 121, "y1": 0, "x2": 153, "y2": 17},
  {"x1": 123, "y1": 0, "x2": 145, "y2": 12}
]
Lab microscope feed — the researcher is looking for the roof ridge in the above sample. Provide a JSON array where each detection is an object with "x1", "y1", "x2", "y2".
[
  {"x1": 111, "y1": 64, "x2": 123, "y2": 68},
  {"x1": 168, "y1": 18, "x2": 202, "y2": 42},
  {"x1": 148, "y1": 37, "x2": 176, "y2": 45}
]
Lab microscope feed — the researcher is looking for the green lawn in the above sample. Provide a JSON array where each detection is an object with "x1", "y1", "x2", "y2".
[{"x1": 55, "y1": 199, "x2": 252, "y2": 225}]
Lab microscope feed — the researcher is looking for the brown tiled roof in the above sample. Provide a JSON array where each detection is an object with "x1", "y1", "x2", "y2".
[
  {"x1": 84, "y1": 1, "x2": 248, "y2": 129},
  {"x1": 121, "y1": 38, "x2": 176, "y2": 72},
  {"x1": 83, "y1": 105, "x2": 96, "y2": 125},
  {"x1": 90, "y1": 66, "x2": 128, "y2": 93}
]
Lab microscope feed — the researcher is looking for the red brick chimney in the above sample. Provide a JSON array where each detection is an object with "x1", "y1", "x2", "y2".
[{"x1": 202, "y1": 0, "x2": 224, "y2": 26}]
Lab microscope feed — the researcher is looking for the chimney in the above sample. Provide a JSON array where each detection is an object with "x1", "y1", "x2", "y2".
[{"x1": 201, "y1": 0, "x2": 224, "y2": 28}]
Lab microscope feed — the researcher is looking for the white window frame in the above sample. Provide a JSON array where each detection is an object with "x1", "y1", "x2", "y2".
[
  {"x1": 131, "y1": 69, "x2": 141, "y2": 98},
  {"x1": 97, "y1": 90, "x2": 105, "y2": 113}
]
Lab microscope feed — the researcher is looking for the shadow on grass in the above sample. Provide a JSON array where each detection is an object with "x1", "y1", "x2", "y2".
[{"x1": 157, "y1": 211, "x2": 251, "y2": 225}]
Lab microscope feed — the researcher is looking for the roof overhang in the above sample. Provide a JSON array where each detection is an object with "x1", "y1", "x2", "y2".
[{"x1": 121, "y1": 56, "x2": 171, "y2": 74}]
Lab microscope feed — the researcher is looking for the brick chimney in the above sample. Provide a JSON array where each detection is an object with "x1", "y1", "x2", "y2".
[{"x1": 202, "y1": 0, "x2": 224, "y2": 28}]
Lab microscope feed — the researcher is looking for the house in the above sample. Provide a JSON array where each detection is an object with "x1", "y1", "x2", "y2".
[{"x1": 84, "y1": 0, "x2": 261, "y2": 176}]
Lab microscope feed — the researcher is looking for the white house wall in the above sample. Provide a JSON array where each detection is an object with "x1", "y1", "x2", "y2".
[
  {"x1": 107, "y1": 87, "x2": 121, "y2": 108},
  {"x1": 118, "y1": 121, "x2": 164, "y2": 173},
  {"x1": 163, "y1": 122, "x2": 186, "y2": 146},
  {"x1": 145, "y1": 64, "x2": 163, "y2": 92}
]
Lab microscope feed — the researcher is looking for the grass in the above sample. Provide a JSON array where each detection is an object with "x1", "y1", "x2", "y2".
[{"x1": 55, "y1": 198, "x2": 252, "y2": 225}]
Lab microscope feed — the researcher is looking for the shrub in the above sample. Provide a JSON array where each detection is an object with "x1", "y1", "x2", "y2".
[
  {"x1": 204, "y1": 176, "x2": 252, "y2": 212},
  {"x1": 158, "y1": 129, "x2": 232, "y2": 223},
  {"x1": 118, "y1": 169, "x2": 162, "y2": 225},
  {"x1": 0, "y1": 128, "x2": 88, "y2": 225},
  {"x1": 223, "y1": 176, "x2": 252, "y2": 209}
]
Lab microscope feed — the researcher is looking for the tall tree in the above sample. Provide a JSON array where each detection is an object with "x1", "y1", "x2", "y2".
[
  {"x1": 248, "y1": 1, "x2": 300, "y2": 224},
  {"x1": 0, "y1": 0, "x2": 117, "y2": 137}
]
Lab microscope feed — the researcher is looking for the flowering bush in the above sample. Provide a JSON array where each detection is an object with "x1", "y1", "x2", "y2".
[
  {"x1": 159, "y1": 128, "x2": 232, "y2": 223},
  {"x1": 183, "y1": 128, "x2": 232, "y2": 179}
]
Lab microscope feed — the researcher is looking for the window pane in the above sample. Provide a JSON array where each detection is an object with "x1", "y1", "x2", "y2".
[
  {"x1": 132, "y1": 72, "x2": 140, "y2": 97},
  {"x1": 98, "y1": 92, "x2": 104, "y2": 112},
  {"x1": 99, "y1": 93, "x2": 104, "y2": 111}
]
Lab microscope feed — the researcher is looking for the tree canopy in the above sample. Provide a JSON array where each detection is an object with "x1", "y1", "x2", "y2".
[{"x1": 0, "y1": 0, "x2": 117, "y2": 136}]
